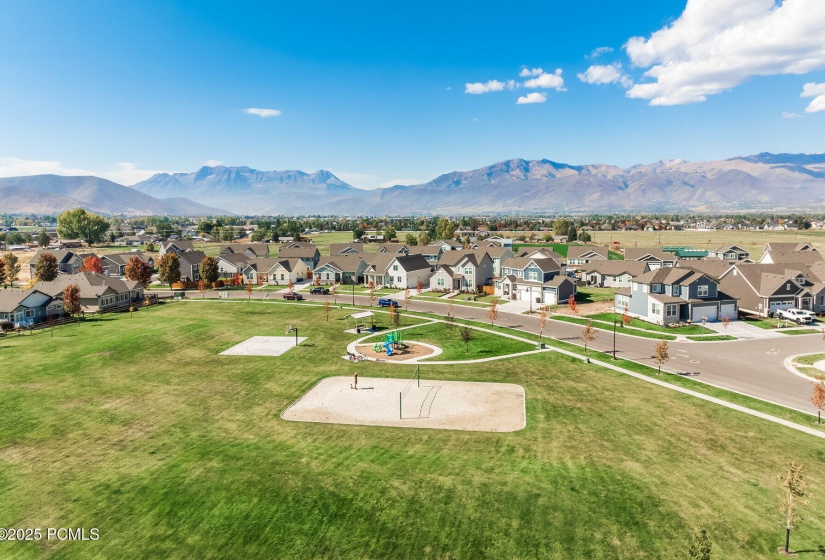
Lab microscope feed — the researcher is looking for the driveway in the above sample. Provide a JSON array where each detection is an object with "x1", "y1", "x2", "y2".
[{"x1": 702, "y1": 320, "x2": 785, "y2": 339}]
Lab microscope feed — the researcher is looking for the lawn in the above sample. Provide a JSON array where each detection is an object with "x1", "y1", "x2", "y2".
[
  {"x1": 512, "y1": 243, "x2": 569, "y2": 257},
  {"x1": 2, "y1": 301, "x2": 825, "y2": 559},
  {"x1": 586, "y1": 312, "x2": 715, "y2": 335},
  {"x1": 794, "y1": 353, "x2": 825, "y2": 365},
  {"x1": 685, "y1": 335, "x2": 738, "y2": 341},
  {"x1": 554, "y1": 315, "x2": 677, "y2": 340},
  {"x1": 780, "y1": 328, "x2": 821, "y2": 335},
  {"x1": 575, "y1": 286, "x2": 616, "y2": 303},
  {"x1": 359, "y1": 321, "x2": 535, "y2": 361}
]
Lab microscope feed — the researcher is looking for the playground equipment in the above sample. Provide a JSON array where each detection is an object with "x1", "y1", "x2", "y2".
[{"x1": 372, "y1": 330, "x2": 403, "y2": 356}]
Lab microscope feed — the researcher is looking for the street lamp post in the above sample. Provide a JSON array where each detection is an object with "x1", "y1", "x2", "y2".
[
  {"x1": 529, "y1": 286, "x2": 532, "y2": 314},
  {"x1": 286, "y1": 325, "x2": 299, "y2": 347},
  {"x1": 612, "y1": 320, "x2": 617, "y2": 360},
  {"x1": 352, "y1": 283, "x2": 355, "y2": 306}
]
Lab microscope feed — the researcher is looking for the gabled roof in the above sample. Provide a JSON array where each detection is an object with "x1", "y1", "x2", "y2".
[
  {"x1": 432, "y1": 264, "x2": 463, "y2": 279},
  {"x1": 580, "y1": 260, "x2": 649, "y2": 277},
  {"x1": 501, "y1": 257, "x2": 561, "y2": 273},
  {"x1": 29, "y1": 249, "x2": 79, "y2": 266},
  {"x1": 101, "y1": 252, "x2": 151, "y2": 266},
  {"x1": 407, "y1": 245, "x2": 442, "y2": 256},
  {"x1": 315, "y1": 254, "x2": 365, "y2": 273},
  {"x1": 677, "y1": 260, "x2": 736, "y2": 280},
  {"x1": 516, "y1": 247, "x2": 563, "y2": 261},
  {"x1": 764, "y1": 251, "x2": 824, "y2": 265},
  {"x1": 0, "y1": 289, "x2": 52, "y2": 313},
  {"x1": 243, "y1": 257, "x2": 296, "y2": 273},
  {"x1": 434, "y1": 239, "x2": 463, "y2": 249},
  {"x1": 160, "y1": 239, "x2": 194, "y2": 252},
  {"x1": 34, "y1": 272, "x2": 134, "y2": 299},
  {"x1": 389, "y1": 254, "x2": 431, "y2": 272},
  {"x1": 278, "y1": 244, "x2": 320, "y2": 259},
  {"x1": 710, "y1": 244, "x2": 748, "y2": 254},
  {"x1": 623, "y1": 248, "x2": 678, "y2": 262},
  {"x1": 361, "y1": 253, "x2": 396, "y2": 273},
  {"x1": 217, "y1": 253, "x2": 250, "y2": 266},
  {"x1": 724, "y1": 264, "x2": 807, "y2": 297},
  {"x1": 566, "y1": 245, "x2": 610, "y2": 260},
  {"x1": 764, "y1": 242, "x2": 817, "y2": 253},
  {"x1": 634, "y1": 267, "x2": 705, "y2": 286},
  {"x1": 377, "y1": 243, "x2": 409, "y2": 254},
  {"x1": 177, "y1": 250, "x2": 207, "y2": 267},
  {"x1": 477, "y1": 246, "x2": 512, "y2": 259},
  {"x1": 220, "y1": 243, "x2": 270, "y2": 257},
  {"x1": 437, "y1": 250, "x2": 475, "y2": 267},
  {"x1": 329, "y1": 243, "x2": 362, "y2": 255}
]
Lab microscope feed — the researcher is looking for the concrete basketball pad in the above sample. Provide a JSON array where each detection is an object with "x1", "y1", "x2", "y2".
[
  {"x1": 220, "y1": 336, "x2": 307, "y2": 357},
  {"x1": 282, "y1": 376, "x2": 525, "y2": 432}
]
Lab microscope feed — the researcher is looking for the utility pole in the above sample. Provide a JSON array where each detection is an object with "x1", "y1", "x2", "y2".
[
  {"x1": 352, "y1": 283, "x2": 355, "y2": 306},
  {"x1": 613, "y1": 320, "x2": 617, "y2": 360}
]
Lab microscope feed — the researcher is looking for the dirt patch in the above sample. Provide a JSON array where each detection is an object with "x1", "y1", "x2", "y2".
[
  {"x1": 283, "y1": 376, "x2": 526, "y2": 432},
  {"x1": 552, "y1": 301, "x2": 614, "y2": 317},
  {"x1": 356, "y1": 341, "x2": 436, "y2": 362}
]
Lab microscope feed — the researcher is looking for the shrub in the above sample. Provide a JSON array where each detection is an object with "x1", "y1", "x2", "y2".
[
  {"x1": 0, "y1": 320, "x2": 13, "y2": 331},
  {"x1": 215, "y1": 280, "x2": 225, "y2": 288}
]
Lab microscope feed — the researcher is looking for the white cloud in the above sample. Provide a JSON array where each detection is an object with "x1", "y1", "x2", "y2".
[
  {"x1": 801, "y1": 82, "x2": 825, "y2": 113},
  {"x1": 445, "y1": 86, "x2": 452, "y2": 91},
  {"x1": 625, "y1": 0, "x2": 825, "y2": 106},
  {"x1": 516, "y1": 92, "x2": 547, "y2": 104},
  {"x1": 519, "y1": 67, "x2": 544, "y2": 77},
  {"x1": 376, "y1": 178, "x2": 424, "y2": 189},
  {"x1": 781, "y1": 111, "x2": 801, "y2": 118},
  {"x1": 464, "y1": 79, "x2": 517, "y2": 94},
  {"x1": 577, "y1": 64, "x2": 633, "y2": 88},
  {"x1": 203, "y1": 159, "x2": 225, "y2": 167},
  {"x1": 588, "y1": 46, "x2": 614, "y2": 59},
  {"x1": 244, "y1": 107, "x2": 282, "y2": 117},
  {"x1": 523, "y1": 68, "x2": 565, "y2": 91},
  {"x1": 0, "y1": 158, "x2": 166, "y2": 185}
]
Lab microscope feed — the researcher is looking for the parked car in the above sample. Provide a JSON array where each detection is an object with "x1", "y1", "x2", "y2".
[
  {"x1": 309, "y1": 286, "x2": 329, "y2": 295},
  {"x1": 378, "y1": 297, "x2": 400, "y2": 308},
  {"x1": 777, "y1": 308, "x2": 813, "y2": 324},
  {"x1": 283, "y1": 292, "x2": 303, "y2": 301}
]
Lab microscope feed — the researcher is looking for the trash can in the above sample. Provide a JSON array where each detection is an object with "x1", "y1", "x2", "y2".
[{"x1": 356, "y1": 326, "x2": 361, "y2": 334}]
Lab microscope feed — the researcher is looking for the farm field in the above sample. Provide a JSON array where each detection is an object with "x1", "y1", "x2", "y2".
[{"x1": 1, "y1": 301, "x2": 825, "y2": 558}]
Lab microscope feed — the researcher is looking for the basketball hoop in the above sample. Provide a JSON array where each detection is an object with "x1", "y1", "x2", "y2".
[{"x1": 286, "y1": 324, "x2": 292, "y2": 335}]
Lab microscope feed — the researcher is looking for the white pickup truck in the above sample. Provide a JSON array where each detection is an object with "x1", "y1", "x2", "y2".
[{"x1": 776, "y1": 308, "x2": 814, "y2": 324}]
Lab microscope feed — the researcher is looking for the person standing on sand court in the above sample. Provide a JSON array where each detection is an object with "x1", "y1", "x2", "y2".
[{"x1": 353, "y1": 371, "x2": 358, "y2": 390}]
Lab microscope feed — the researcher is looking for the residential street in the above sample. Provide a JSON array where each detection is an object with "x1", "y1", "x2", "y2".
[{"x1": 164, "y1": 288, "x2": 824, "y2": 415}]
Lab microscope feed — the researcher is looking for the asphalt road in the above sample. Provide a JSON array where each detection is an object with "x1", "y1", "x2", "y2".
[{"x1": 164, "y1": 288, "x2": 823, "y2": 414}]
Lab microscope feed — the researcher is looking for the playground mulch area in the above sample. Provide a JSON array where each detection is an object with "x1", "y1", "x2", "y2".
[
  {"x1": 356, "y1": 341, "x2": 436, "y2": 361},
  {"x1": 282, "y1": 376, "x2": 526, "y2": 432}
]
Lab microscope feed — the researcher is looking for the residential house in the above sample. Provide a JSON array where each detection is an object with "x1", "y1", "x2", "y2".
[
  {"x1": 219, "y1": 243, "x2": 271, "y2": 259},
  {"x1": 362, "y1": 254, "x2": 397, "y2": 288},
  {"x1": 177, "y1": 251, "x2": 207, "y2": 282},
  {"x1": 718, "y1": 263, "x2": 817, "y2": 317},
  {"x1": 115, "y1": 234, "x2": 155, "y2": 246},
  {"x1": 429, "y1": 251, "x2": 494, "y2": 292},
  {"x1": 278, "y1": 242, "x2": 320, "y2": 270},
  {"x1": 433, "y1": 239, "x2": 463, "y2": 251},
  {"x1": 759, "y1": 248, "x2": 823, "y2": 266},
  {"x1": 517, "y1": 247, "x2": 564, "y2": 263},
  {"x1": 314, "y1": 255, "x2": 366, "y2": 285},
  {"x1": 216, "y1": 254, "x2": 250, "y2": 279},
  {"x1": 495, "y1": 257, "x2": 575, "y2": 305},
  {"x1": 581, "y1": 261, "x2": 649, "y2": 288},
  {"x1": 566, "y1": 246, "x2": 610, "y2": 267},
  {"x1": 28, "y1": 250, "x2": 84, "y2": 278},
  {"x1": 707, "y1": 245, "x2": 750, "y2": 261},
  {"x1": 380, "y1": 255, "x2": 432, "y2": 289},
  {"x1": 0, "y1": 289, "x2": 60, "y2": 327},
  {"x1": 377, "y1": 243, "x2": 410, "y2": 255},
  {"x1": 34, "y1": 272, "x2": 145, "y2": 313},
  {"x1": 242, "y1": 257, "x2": 308, "y2": 285},
  {"x1": 616, "y1": 267, "x2": 737, "y2": 325},
  {"x1": 623, "y1": 248, "x2": 678, "y2": 269},
  {"x1": 101, "y1": 252, "x2": 154, "y2": 277},
  {"x1": 479, "y1": 246, "x2": 515, "y2": 277},
  {"x1": 158, "y1": 239, "x2": 195, "y2": 256},
  {"x1": 406, "y1": 245, "x2": 444, "y2": 265}
]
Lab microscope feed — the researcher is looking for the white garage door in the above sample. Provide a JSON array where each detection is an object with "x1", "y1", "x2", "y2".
[
  {"x1": 520, "y1": 289, "x2": 532, "y2": 301},
  {"x1": 769, "y1": 300, "x2": 794, "y2": 314},
  {"x1": 692, "y1": 305, "x2": 718, "y2": 322},
  {"x1": 544, "y1": 289, "x2": 557, "y2": 305},
  {"x1": 719, "y1": 303, "x2": 737, "y2": 321}
]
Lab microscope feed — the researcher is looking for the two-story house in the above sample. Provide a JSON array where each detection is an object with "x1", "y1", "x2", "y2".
[
  {"x1": 220, "y1": 243, "x2": 270, "y2": 259},
  {"x1": 707, "y1": 245, "x2": 750, "y2": 261},
  {"x1": 717, "y1": 263, "x2": 817, "y2": 317},
  {"x1": 429, "y1": 251, "x2": 494, "y2": 292},
  {"x1": 615, "y1": 268, "x2": 738, "y2": 325},
  {"x1": 101, "y1": 252, "x2": 154, "y2": 277},
  {"x1": 278, "y1": 242, "x2": 320, "y2": 270},
  {"x1": 28, "y1": 250, "x2": 84, "y2": 278},
  {"x1": 158, "y1": 240, "x2": 195, "y2": 256},
  {"x1": 177, "y1": 251, "x2": 207, "y2": 282},
  {"x1": 241, "y1": 258, "x2": 308, "y2": 285},
  {"x1": 495, "y1": 257, "x2": 575, "y2": 305},
  {"x1": 581, "y1": 261, "x2": 649, "y2": 288},
  {"x1": 623, "y1": 248, "x2": 678, "y2": 269},
  {"x1": 566, "y1": 246, "x2": 610, "y2": 269}
]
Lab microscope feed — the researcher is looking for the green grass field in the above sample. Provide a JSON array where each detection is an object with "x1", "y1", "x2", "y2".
[
  {"x1": 586, "y1": 312, "x2": 715, "y2": 335},
  {"x1": 2, "y1": 301, "x2": 825, "y2": 559}
]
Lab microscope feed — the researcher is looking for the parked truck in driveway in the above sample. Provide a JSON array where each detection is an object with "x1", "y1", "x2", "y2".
[{"x1": 777, "y1": 308, "x2": 813, "y2": 324}]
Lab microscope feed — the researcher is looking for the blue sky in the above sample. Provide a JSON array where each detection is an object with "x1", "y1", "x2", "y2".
[{"x1": 1, "y1": 0, "x2": 824, "y2": 188}]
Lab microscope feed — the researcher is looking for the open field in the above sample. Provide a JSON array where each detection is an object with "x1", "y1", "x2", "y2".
[{"x1": 2, "y1": 301, "x2": 825, "y2": 558}]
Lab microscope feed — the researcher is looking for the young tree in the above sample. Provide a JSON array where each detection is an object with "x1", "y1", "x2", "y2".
[
  {"x1": 687, "y1": 527, "x2": 712, "y2": 560},
  {"x1": 3, "y1": 252, "x2": 20, "y2": 287},
  {"x1": 568, "y1": 294, "x2": 578, "y2": 315},
  {"x1": 198, "y1": 279, "x2": 207, "y2": 298},
  {"x1": 580, "y1": 320, "x2": 598, "y2": 353},
  {"x1": 459, "y1": 323, "x2": 474, "y2": 353},
  {"x1": 158, "y1": 253, "x2": 181, "y2": 288},
  {"x1": 0, "y1": 257, "x2": 5, "y2": 287},
  {"x1": 287, "y1": 279, "x2": 295, "y2": 294},
  {"x1": 124, "y1": 255, "x2": 152, "y2": 285},
  {"x1": 447, "y1": 297, "x2": 454, "y2": 318},
  {"x1": 62, "y1": 284, "x2": 81, "y2": 318},
  {"x1": 810, "y1": 377, "x2": 825, "y2": 424},
  {"x1": 80, "y1": 255, "x2": 104, "y2": 274},
  {"x1": 416, "y1": 280, "x2": 423, "y2": 296},
  {"x1": 404, "y1": 287, "x2": 411, "y2": 310},
  {"x1": 34, "y1": 252, "x2": 59, "y2": 281},
  {"x1": 653, "y1": 340, "x2": 670, "y2": 375},
  {"x1": 57, "y1": 208, "x2": 110, "y2": 245},
  {"x1": 246, "y1": 280, "x2": 253, "y2": 300},
  {"x1": 445, "y1": 313, "x2": 456, "y2": 340},
  {"x1": 145, "y1": 241, "x2": 156, "y2": 252},
  {"x1": 314, "y1": 274, "x2": 321, "y2": 286},
  {"x1": 405, "y1": 233, "x2": 418, "y2": 246},
  {"x1": 621, "y1": 306, "x2": 631, "y2": 328},
  {"x1": 779, "y1": 461, "x2": 810, "y2": 555},
  {"x1": 331, "y1": 283, "x2": 339, "y2": 304},
  {"x1": 323, "y1": 300, "x2": 331, "y2": 321},
  {"x1": 487, "y1": 300, "x2": 499, "y2": 326},
  {"x1": 200, "y1": 256, "x2": 219, "y2": 287},
  {"x1": 418, "y1": 231, "x2": 431, "y2": 246},
  {"x1": 717, "y1": 313, "x2": 731, "y2": 334},
  {"x1": 368, "y1": 281, "x2": 376, "y2": 307},
  {"x1": 538, "y1": 305, "x2": 549, "y2": 340},
  {"x1": 38, "y1": 228, "x2": 50, "y2": 247}
]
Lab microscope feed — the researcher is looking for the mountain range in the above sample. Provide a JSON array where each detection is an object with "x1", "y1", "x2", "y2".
[
  {"x1": 0, "y1": 175, "x2": 226, "y2": 216},
  {"x1": 3, "y1": 152, "x2": 825, "y2": 216}
]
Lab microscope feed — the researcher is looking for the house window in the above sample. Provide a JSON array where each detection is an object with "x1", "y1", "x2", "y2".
[
  {"x1": 529, "y1": 271, "x2": 538, "y2": 281},
  {"x1": 651, "y1": 284, "x2": 663, "y2": 293},
  {"x1": 437, "y1": 278, "x2": 445, "y2": 286},
  {"x1": 25, "y1": 309, "x2": 35, "y2": 318},
  {"x1": 651, "y1": 303, "x2": 661, "y2": 315},
  {"x1": 666, "y1": 305, "x2": 677, "y2": 318},
  {"x1": 786, "y1": 283, "x2": 790, "y2": 290},
  {"x1": 465, "y1": 267, "x2": 473, "y2": 275},
  {"x1": 698, "y1": 285, "x2": 709, "y2": 297},
  {"x1": 397, "y1": 276, "x2": 402, "y2": 283},
  {"x1": 672, "y1": 285, "x2": 680, "y2": 296},
  {"x1": 393, "y1": 265, "x2": 398, "y2": 271}
]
